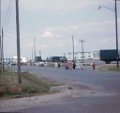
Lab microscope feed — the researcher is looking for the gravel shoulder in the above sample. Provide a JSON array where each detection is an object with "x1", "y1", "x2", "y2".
[
  {"x1": 0, "y1": 81, "x2": 114, "y2": 112},
  {"x1": 0, "y1": 82, "x2": 93, "y2": 112}
]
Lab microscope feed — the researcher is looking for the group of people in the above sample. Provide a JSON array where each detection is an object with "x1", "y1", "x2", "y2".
[
  {"x1": 57, "y1": 61, "x2": 96, "y2": 70},
  {"x1": 69, "y1": 61, "x2": 96, "y2": 70}
]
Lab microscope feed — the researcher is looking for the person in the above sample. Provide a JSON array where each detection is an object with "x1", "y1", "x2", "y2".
[
  {"x1": 65, "y1": 62, "x2": 69, "y2": 70},
  {"x1": 58, "y1": 62, "x2": 60, "y2": 68},
  {"x1": 73, "y1": 62, "x2": 76, "y2": 70},
  {"x1": 92, "y1": 62, "x2": 96, "y2": 70},
  {"x1": 80, "y1": 63, "x2": 84, "y2": 70}
]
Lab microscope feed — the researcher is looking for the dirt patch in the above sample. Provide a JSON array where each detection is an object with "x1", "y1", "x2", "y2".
[
  {"x1": 0, "y1": 82, "x2": 93, "y2": 112},
  {"x1": 0, "y1": 81, "x2": 114, "y2": 112}
]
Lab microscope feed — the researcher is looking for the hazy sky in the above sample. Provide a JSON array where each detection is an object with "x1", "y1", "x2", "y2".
[{"x1": 1, "y1": 0, "x2": 120, "y2": 59}]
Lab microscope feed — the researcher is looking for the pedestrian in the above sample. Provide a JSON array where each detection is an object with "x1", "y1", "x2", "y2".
[
  {"x1": 58, "y1": 62, "x2": 60, "y2": 68},
  {"x1": 92, "y1": 62, "x2": 96, "y2": 70},
  {"x1": 80, "y1": 63, "x2": 84, "y2": 70},
  {"x1": 65, "y1": 62, "x2": 69, "y2": 70},
  {"x1": 73, "y1": 62, "x2": 76, "y2": 70}
]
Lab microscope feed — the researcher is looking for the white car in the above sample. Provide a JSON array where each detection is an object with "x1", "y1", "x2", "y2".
[{"x1": 34, "y1": 61, "x2": 47, "y2": 66}]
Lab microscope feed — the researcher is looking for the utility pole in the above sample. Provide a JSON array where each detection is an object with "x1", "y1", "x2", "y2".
[
  {"x1": 32, "y1": 47, "x2": 34, "y2": 61},
  {"x1": 98, "y1": 0, "x2": 119, "y2": 68},
  {"x1": 72, "y1": 35, "x2": 75, "y2": 62},
  {"x1": 0, "y1": 0, "x2": 2, "y2": 72},
  {"x1": 33, "y1": 38, "x2": 36, "y2": 62},
  {"x1": 16, "y1": 0, "x2": 22, "y2": 84},
  {"x1": 1, "y1": 27, "x2": 4, "y2": 71},
  {"x1": 39, "y1": 50, "x2": 42, "y2": 57},
  {"x1": 79, "y1": 40, "x2": 85, "y2": 63},
  {"x1": 115, "y1": 0, "x2": 119, "y2": 68}
]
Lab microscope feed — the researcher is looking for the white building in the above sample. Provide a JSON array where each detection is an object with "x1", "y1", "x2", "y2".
[
  {"x1": 66, "y1": 51, "x2": 100, "y2": 60},
  {"x1": 12, "y1": 56, "x2": 28, "y2": 64}
]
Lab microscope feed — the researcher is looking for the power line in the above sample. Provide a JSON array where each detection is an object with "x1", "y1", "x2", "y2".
[
  {"x1": 5, "y1": 30, "x2": 35, "y2": 38},
  {"x1": 2, "y1": 0, "x2": 14, "y2": 28},
  {"x1": 5, "y1": 0, "x2": 14, "y2": 29},
  {"x1": 3, "y1": 0, "x2": 14, "y2": 26},
  {"x1": 4, "y1": 30, "x2": 70, "y2": 40}
]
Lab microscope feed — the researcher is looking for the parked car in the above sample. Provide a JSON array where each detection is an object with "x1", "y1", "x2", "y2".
[{"x1": 34, "y1": 61, "x2": 47, "y2": 67}]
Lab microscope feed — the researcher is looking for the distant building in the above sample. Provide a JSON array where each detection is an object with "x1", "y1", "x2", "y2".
[
  {"x1": 46, "y1": 56, "x2": 67, "y2": 62},
  {"x1": 12, "y1": 56, "x2": 28, "y2": 64},
  {"x1": 67, "y1": 51, "x2": 100, "y2": 60},
  {"x1": 35, "y1": 56, "x2": 42, "y2": 62}
]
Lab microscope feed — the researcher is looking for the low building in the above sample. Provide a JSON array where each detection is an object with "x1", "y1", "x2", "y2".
[
  {"x1": 66, "y1": 51, "x2": 100, "y2": 60},
  {"x1": 46, "y1": 56, "x2": 67, "y2": 63}
]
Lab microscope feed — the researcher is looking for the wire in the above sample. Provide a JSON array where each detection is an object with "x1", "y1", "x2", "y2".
[
  {"x1": 5, "y1": 30, "x2": 36, "y2": 38},
  {"x1": 5, "y1": 0, "x2": 14, "y2": 28},
  {"x1": 3, "y1": 0, "x2": 14, "y2": 26},
  {"x1": 2, "y1": 0, "x2": 14, "y2": 29},
  {"x1": 4, "y1": 30, "x2": 69, "y2": 40}
]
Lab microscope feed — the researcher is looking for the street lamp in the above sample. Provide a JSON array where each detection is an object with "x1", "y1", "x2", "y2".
[{"x1": 99, "y1": 0, "x2": 119, "y2": 68}]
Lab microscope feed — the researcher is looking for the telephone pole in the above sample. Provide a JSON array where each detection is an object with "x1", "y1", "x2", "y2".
[
  {"x1": 33, "y1": 37, "x2": 36, "y2": 62},
  {"x1": 79, "y1": 40, "x2": 85, "y2": 63},
  {"x1": 1, "y1": 27, "x2": 4, "y2": 71},
  {"x1": 115, "y1": 0, "x2": 119, "y2": 68},
  {"x1": 39, "y1": 50, "x2": 41, "y2": 56},
  {"x1": 16, "y1": 0, "x2": 22, "y2": 84},
  {"x1": 0, "y1": 0, "x2": 2, "y2": 72},
  {"x1": 98, "y1": 0, "x2": 119, "y2": 68},
  {"x1": 72, "y1": 35, "x2": 75, "y2": 62}
]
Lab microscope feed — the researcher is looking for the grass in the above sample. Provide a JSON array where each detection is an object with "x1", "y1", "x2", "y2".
[
  {"x1": 0, "y1": 71, "x2": 58, "y2": 98},
  {"x1": 97, "y1": 64, "x2": 120, "y2": 72}
]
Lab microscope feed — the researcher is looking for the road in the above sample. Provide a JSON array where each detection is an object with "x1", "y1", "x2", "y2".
[{"x1": 7, "y1": 66, "x2": 120, "y2": 113}]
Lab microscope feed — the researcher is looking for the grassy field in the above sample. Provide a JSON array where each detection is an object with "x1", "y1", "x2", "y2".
[
  {"x1": 97, "y1": 64, "x2": 120, "y2": 72},
  {"x1": 0, "y1": 71, "x2": 58, "y2": 98}
]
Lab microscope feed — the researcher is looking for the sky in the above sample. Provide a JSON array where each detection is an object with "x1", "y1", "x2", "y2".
[{"x1": 1, "y1": 0, "x2": 120, "y2": 60}]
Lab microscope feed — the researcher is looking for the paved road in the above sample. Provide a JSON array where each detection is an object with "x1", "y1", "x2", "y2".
[{"x1": 11, "y1": 66, "x2": 120, "y2": 113}]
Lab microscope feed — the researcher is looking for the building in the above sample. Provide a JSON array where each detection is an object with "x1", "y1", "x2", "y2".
[
  {"x1": 35, "y1": 56, "x2": 42, "y2": 62},
  {"x1": 66, "y1": 51, "x2": 100, "y2": 60},
  {"x1": 12, "y1": 56, "x2": 28, "y2": 64},
  {"x1": 46, "y1": 56, "x2": 67, "y2": 62}
]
